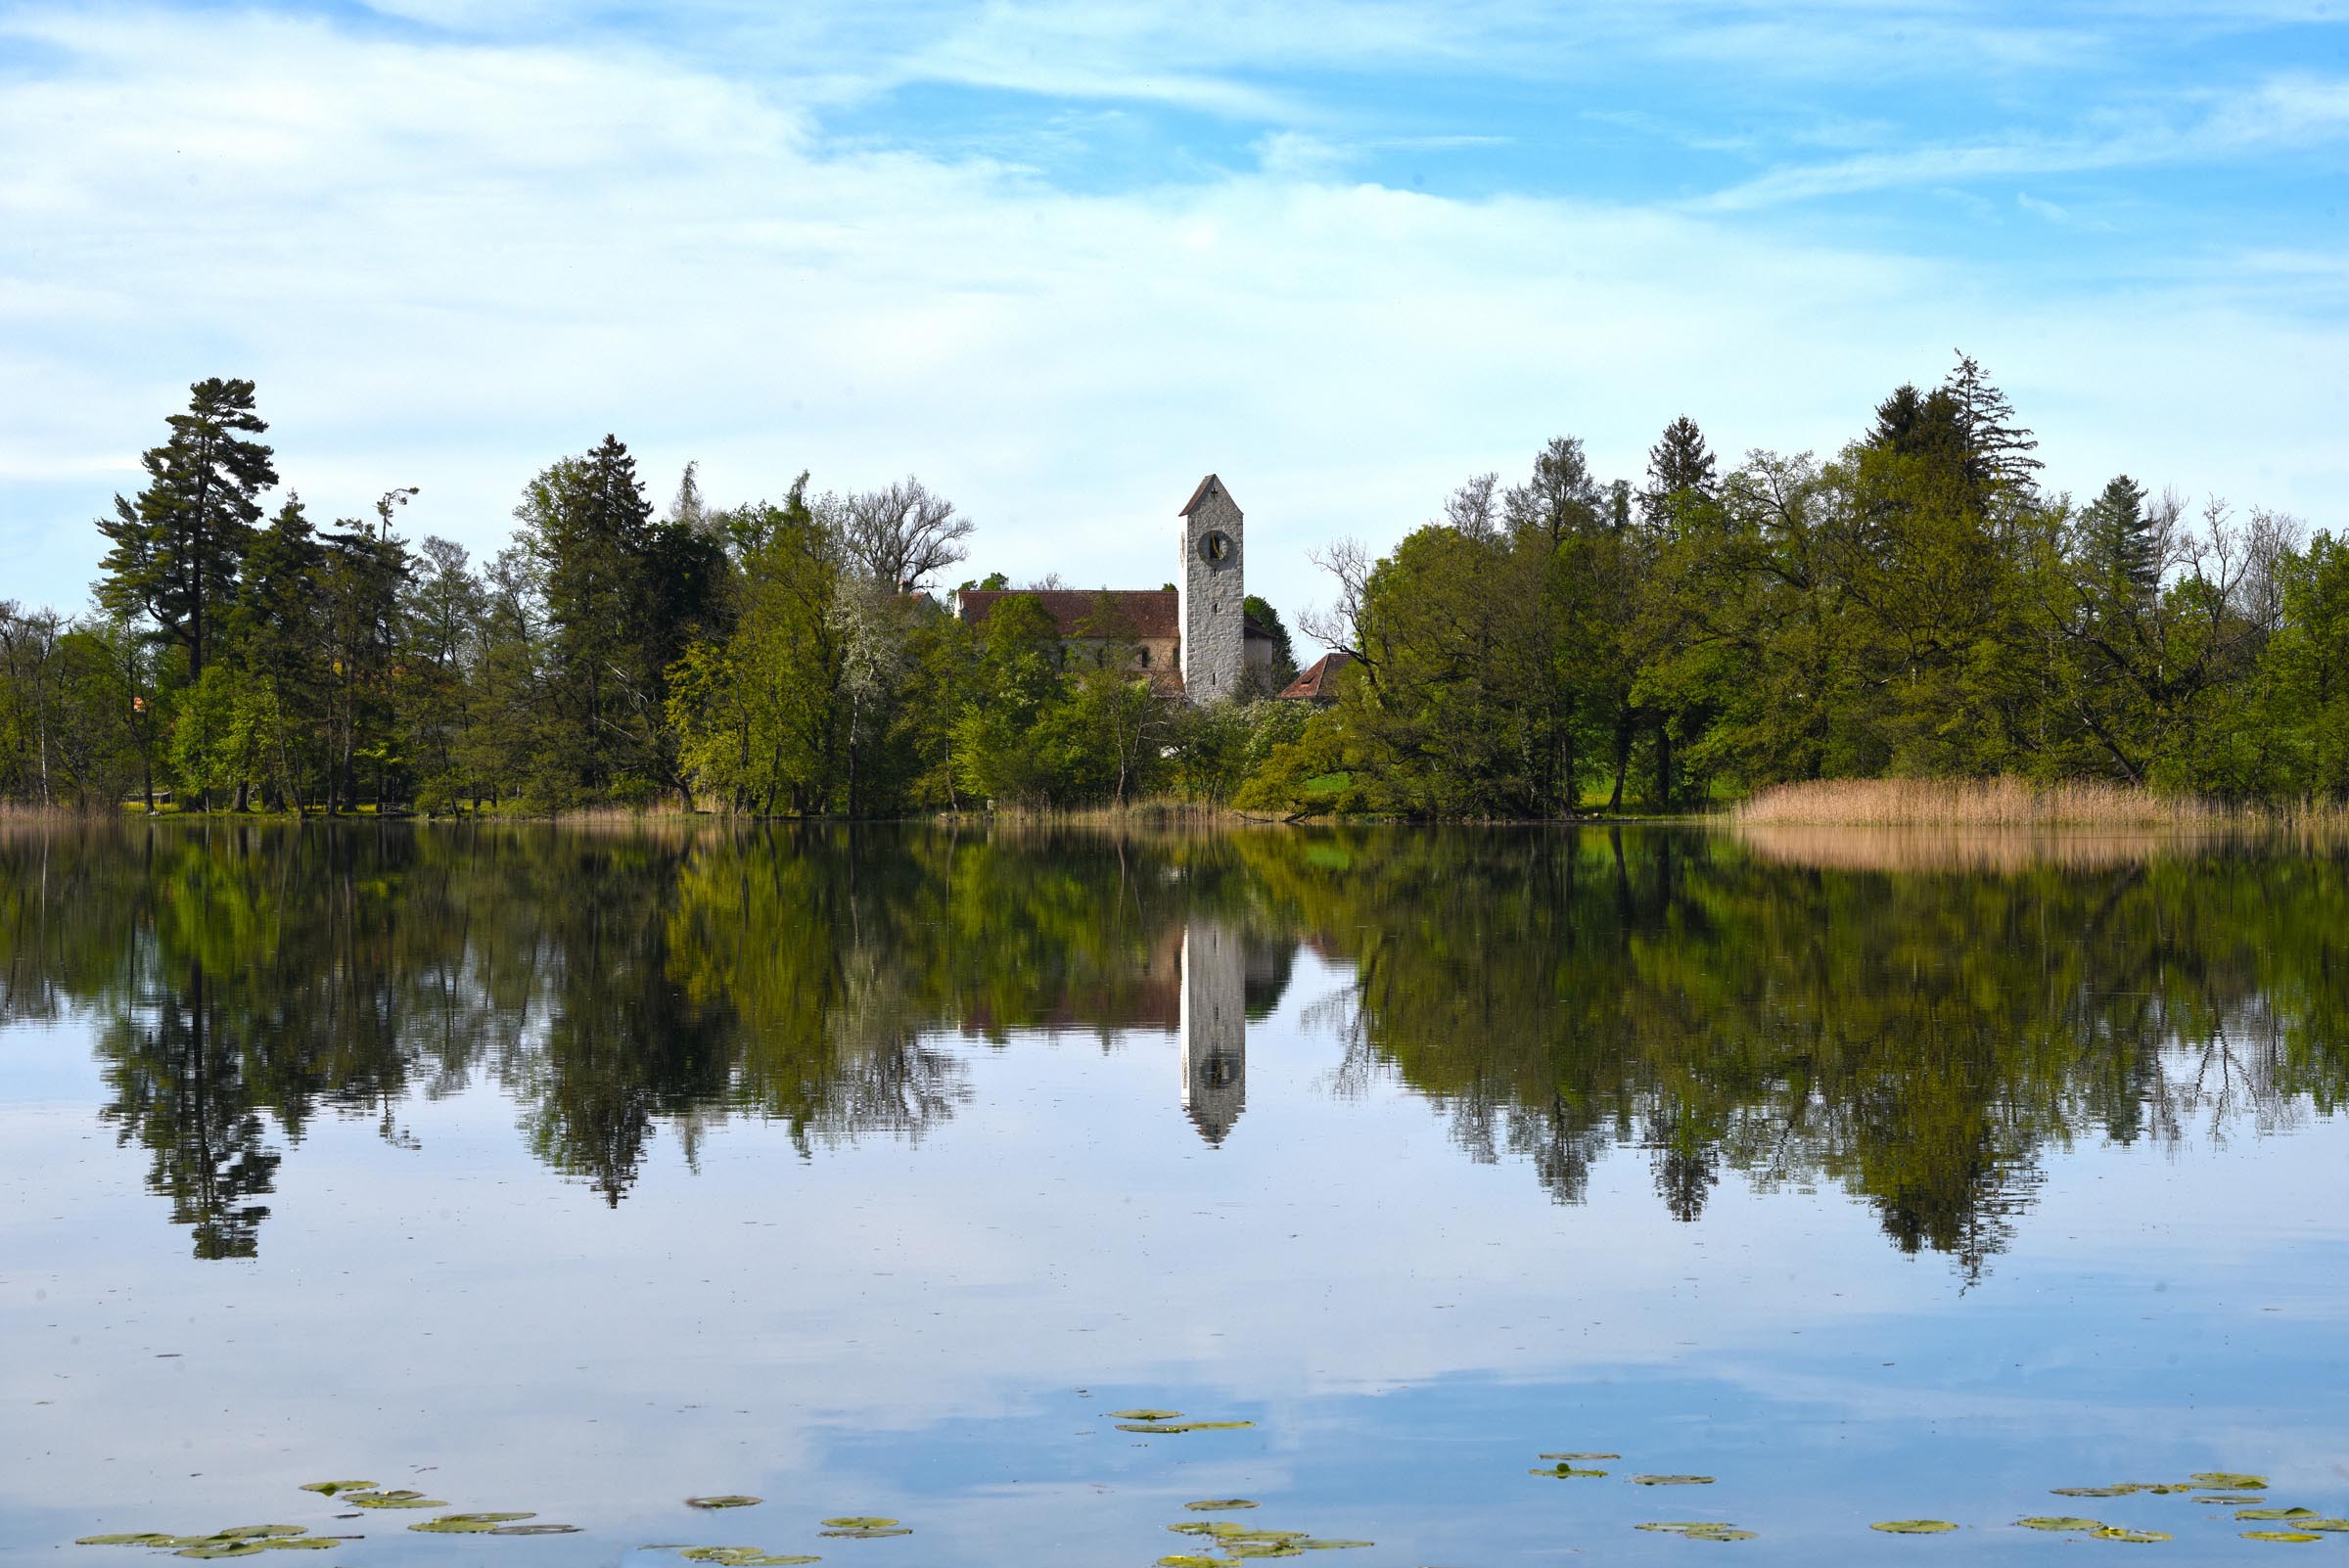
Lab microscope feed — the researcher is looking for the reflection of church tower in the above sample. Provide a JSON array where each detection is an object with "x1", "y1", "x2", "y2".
[{"x1": 1180, "y1": 921, "x2": 1246, "y2": 1146}]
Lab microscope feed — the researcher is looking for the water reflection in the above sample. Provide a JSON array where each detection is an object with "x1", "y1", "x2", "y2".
[{"x1": 3, "y1": 821, "x2": 2344, "y2": 1274}]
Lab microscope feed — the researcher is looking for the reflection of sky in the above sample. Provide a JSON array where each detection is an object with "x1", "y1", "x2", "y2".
[{"x1": 4, "y1": 944, "x2": 2347, "y2": 1566}]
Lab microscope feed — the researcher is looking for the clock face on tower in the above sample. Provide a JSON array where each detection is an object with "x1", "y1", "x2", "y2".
[{"x1": 1197, "y1": 530, "x2": 1235, "y2": 566}]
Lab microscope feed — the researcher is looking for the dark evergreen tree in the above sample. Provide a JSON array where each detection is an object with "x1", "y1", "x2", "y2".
[
  {"x1": 2076, "y1": 474, "x2": 2159, "y2": 612},
  {"x1": 94, "y1": 378, "x2": 279, "y2": 678},
  {"x1": 1943, "y1": 350, "x2": 2043, "y2": 497},
  {"x1": 1640, "y1": 415, "x2": 1717, "y2": 529}
]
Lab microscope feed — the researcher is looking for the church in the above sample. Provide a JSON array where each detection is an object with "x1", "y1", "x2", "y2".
[{"x1": 951, "y1": 474, "x2": 1279, "y2": 702}]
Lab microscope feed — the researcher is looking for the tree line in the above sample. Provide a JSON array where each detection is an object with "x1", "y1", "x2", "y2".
[
  {"x1": 3, "y1": 357, "x2": 2341, "y2": 816},
  {"x1": 1256, "y1": 351, "x2": 2346, "y2": 815}
]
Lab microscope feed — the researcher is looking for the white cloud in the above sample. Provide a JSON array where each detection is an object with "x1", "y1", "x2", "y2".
[{"x1": 0, "y1": 6, "x2": 2342, "y2": 630}]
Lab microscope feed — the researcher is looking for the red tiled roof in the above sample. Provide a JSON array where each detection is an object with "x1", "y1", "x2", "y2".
[
  {"x1": 1278, "y1": 649, "x2": 1353, "y2": 701},
  {"x1": 957, "y1": 587, "x2": 1278, "y2": 643}
]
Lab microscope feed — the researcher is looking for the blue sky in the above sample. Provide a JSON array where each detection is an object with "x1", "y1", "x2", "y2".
[{"x1": 2, "y1": 1, "x2": 2345, "y2": 630}]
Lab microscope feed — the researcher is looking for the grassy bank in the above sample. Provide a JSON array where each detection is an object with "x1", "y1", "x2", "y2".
[{"x1": 1735, "y1": 776, "x2": 2349, "y2": 828}]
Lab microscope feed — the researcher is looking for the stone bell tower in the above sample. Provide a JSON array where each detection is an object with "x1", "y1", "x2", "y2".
[{"x1": 1177, "y1": 474, "x2": 1244, "y2": 704}]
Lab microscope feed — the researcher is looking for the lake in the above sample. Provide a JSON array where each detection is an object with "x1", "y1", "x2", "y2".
[{"x1": 4, "y1": 821, "x2": 2347, "y2": 1565}]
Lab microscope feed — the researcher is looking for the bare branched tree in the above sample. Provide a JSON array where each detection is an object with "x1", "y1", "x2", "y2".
[
  {"x1": 1299, "y1": 537, "x2": 1374, "y2": 684},
  {"x1": 1443, "y1": 472, "x2": 1500, "y2": 542},
  {"x1": 841, "y1": 477, "x2": 973, "y2": 592}
]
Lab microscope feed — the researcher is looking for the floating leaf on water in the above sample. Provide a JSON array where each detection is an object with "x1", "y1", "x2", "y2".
[
  {"x1": 346, "y1": 1493, "x2": 443, "y2": 1511},
  {"x1": 76, "y1": 1536, "x2": 179, "y2": 1547},
  {"x1": 2198, "y1": 1497, "x2": 2268, "y2": 1505},
  {"x1": 1871, "y1": 1521, "x2": 1958, "y2": 1534},
  {"x1": 687, "y1": 1498, "x2": 763, "y2": 1511},
  {"x1": 1159, "y1": 1557, "x2": 1224, "y2": 1568},
  {"x1": 1631, "y1": 1476, "x2": 1716, "y2": 1487},
  {"x1": 174, "y1": 1547, "x2": 263, "y2": 1561},
  {"x1": 1539, "y1": 1453, "x2": 1621, "y2": 1461},
  {"x1": 488, "y1": 1525, "x2": 581, "y2": 1537},
  {"x1": 1184, "y1": 1501, "x2": 1258, "y2": 1512},
  {"x1": 1111, "y1": 1409, "x2": 1182, "y2": 1421},
  {"x1": 2297, "y1": 1521, "x2": 2349, "y2": 1533},
  {"x1": 2193, "y1": 1473, "x2": 2269, "y2": 1490},
  {"x1": 1635, "y1": 1523, "x2": 1753, "y2": 1542},
  {"x1": 2017, "y1": 1518, "x2": 2104, "y2": 1533},
  {"x1": 1530, "y1": 1464, "x2": 1606, "y2": 1479},
  {"x1": 818, "y1": 1519, "x2": 898, "y2": 1530},
  {"x1": 408, "y1": 1514, "x2": 534, "y2": 1535},
  {"x1": 254, "y1": 1541, "x2": 337, "y2": 1551},
  {"x1": 1118, "y1": 1420, "x2": 1256, "y2": 1435},
  {"x1": 2053, "y1": 1486, "x2": 2145, "y2": 1499},
  {"x1": 2242, "y1": 1534, "x2": 2325, "y2": 1545},
  {"x1": 2142, "y1": 1485, "x2": 2197, "y2": 1496},
  {"x1": 2239, "y1": 1509, "x2": 2320, "y2": 1522},
  {"x1": 817, "y1": 1529, "x2": 909, "y2": 1541},
  {"x1": 210, "y1": 1529, "x2": 306, "y2": 1542},
  {"x1": 2090, "y1": 1528, "x2": 2171, "y2": 1544},
  {"x1": 298, "y1": 1484, "x2": 375, "y2": 1499}
]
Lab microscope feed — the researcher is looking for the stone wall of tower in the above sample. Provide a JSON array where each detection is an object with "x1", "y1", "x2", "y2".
[
  {"x1": 1179, "y1": 920, "x2": 1246, "y2": 1146},
  {"x1": 1179, "y1": 480, "x2": 1245, "y2": 704}
]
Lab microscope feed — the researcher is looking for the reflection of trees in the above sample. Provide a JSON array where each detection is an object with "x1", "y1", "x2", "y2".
[
  {"x1": 1250, "y1": 830, "x2": 2349, "y2": 1278},
  {"x1": 10, "y1": 821, "x2": 2349, "y2": 1274}
]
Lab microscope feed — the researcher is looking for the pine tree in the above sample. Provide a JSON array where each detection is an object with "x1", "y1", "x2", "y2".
[
  {"x1": 1942, "y1": 351, "x2": 2043, "y2": 496},
  {"x1": 1640, "y1": 415, "x2": 1718, "y2": 529},
  {"x1": 2076, "y1": 474, "x2": 2159, "y2": 612},
  {"x1": 94, "y1": 379, "x2": 279, "y2": 678}
]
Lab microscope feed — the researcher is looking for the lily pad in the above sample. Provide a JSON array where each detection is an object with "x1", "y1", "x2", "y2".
[
  {"x1": 687, "y1": 1498, "x2": 763, "y2": 1511},
  {"x1": 346, "y1": 1493, "x2": 443, "y2": 1511},
  {"x1": 1871, "y1": 1521, "x2": 1958, "y2": 1534},
  {"x1": 1531, "y1": 1464, "x2": 1606, "y2": 1478},
  {"x1": 408, "y1": 1514, "x2": 534, "y2": 1534},
  {"x1": 76, "y1": 1536, "x2": 179, "y2": 1547},
  {"x1": 210, "y1": 1529, "x2": 306, "y2": 1542},
  {"x1": 297, "y1": 1484, "x2": 375, "y2": 1499},
  {"x1": 1118, "y1": 1420, "x2": 1255, "y2": 1434},
  {"x1": 2198, "y1": 1496, "x2": 2268, "y2": 1505},
  {"x1": 174, "y1": 1548, "x2": 263, "y2": 1561},
  {"x1": 675, "y1": 1550, "x2": 820, "y2": 1567},
  {"x1": 488, "y1": 1525, "x2": 581, "y2": 1537},
  {"x1": 819, "y1": 1519, "x2": 898, "y2": 1530},
  {"x1": 816, "y1": 1529, "x2": 909, "y2": 1541},
  {"x1": 2054, "y1": 1486, "x2": 2147, "y2": 1499},
  {"x1": 2298, "y1": 1521, "x2": 2349, "y2": 1533},
  {"x1": 2193, "y1": 1473, "x2": 2269, "y2": 1490},
  {"x1": 2239, "y1": 1508, "x2": 2320, "y2": 1522},
  {"x1": 2017, "y1": 1518, "x2": 2104, "y2": 1533},
  {"x1": 1111, "y1": 1409, "x2": 1183, "y2": 1421},
  {"x1": 2243, "y1": 1534, "x2": 2325, "y2": 1545},
  {"x1": 2090, "y1": 1528, "x2": 2171, "y2": 1544},
  {"x1": 255, "y1": 1542, "x2": 337, "y2": 1551},
  {"x1": 1539, "y1": 1452, "x2": 1621, "y2": 1460},
  {"x1": 1184, "y1": 1501, "x2": 1259, "y2": 1511},
  {"x1": 1636, "y1": 1523, "x2": 1754, "y2": 1542},
  {"x1": 1159, "y1": 1557, "x2": 1224, "y2": 1568},
  {"x1": 1631, "y1": 1475, "x2": 1717, "y2": 1486}
]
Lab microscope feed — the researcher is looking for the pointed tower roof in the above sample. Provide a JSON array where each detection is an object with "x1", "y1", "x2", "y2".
[{"x1": 1178, "y1": 473, "x2": 1234, "y2": 516}]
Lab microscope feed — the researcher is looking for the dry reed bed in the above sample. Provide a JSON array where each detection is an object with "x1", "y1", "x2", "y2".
[{"x1": 1735, "y1": 776, "x2": 2349, "y2": 829}]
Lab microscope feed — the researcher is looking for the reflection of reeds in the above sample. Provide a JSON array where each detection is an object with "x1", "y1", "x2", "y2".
[
  {"x1": 1737, "y1": 776, "x2": 2349, "y2": 829},
  {"x1": 1733, "y1": 823, "x2": 2220, "y2": 873}
]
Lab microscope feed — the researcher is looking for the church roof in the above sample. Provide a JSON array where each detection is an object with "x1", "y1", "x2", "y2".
[
  {"x1": 1278, "y1": 649, "x2": 1354, "y2": 701},
  {"x1": 956, "y1": 588, "x2": 1277, "y2": 643}
]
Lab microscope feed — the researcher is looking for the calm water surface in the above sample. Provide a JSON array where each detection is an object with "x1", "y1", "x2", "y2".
[{"x1": 4, "y1": 823, "x2": 2347, "y2": 1565}]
